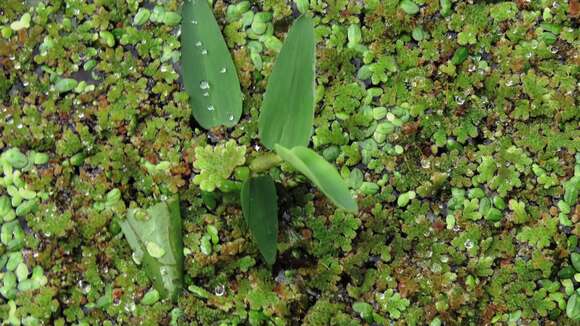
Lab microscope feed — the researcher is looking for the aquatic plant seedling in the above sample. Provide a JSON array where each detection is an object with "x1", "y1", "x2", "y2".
[
  {"x1": 242, "y1": 16, "x2": 357, "y2": 264},
  {"x1": 179, "y1": 5, "x2": 356, "y2": 264}
]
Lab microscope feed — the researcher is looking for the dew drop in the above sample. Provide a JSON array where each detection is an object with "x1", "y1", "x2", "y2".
[
  {"x1": 203, "y1": 92, "x2": 209, "y2": 97},
  {"x1": 219, "y1": 67, "x2": 227, "y2": 73},
  {"x1": 191, "y1": 19, "x2": 198, "y2": 25},
  {"x1": 131, "y1": 252, "x2": 143, "y2": 265},
  {"x1": 464, "y1": 240, "x2": 474, "y2": 249},
  {"x1": 207, "y1": 105, "x2": 215, "y2": 111},
  {"x1": 455, "y1": 96, "x2": 465, "y2": 105},
  {"x1": 228, "y1": 114, "x2": 234, "y2": 121},
  {"x1": 199, "y1": 80, "x2": 210, "y2": 90},
  {"x1": 195, "y1": 41, "x2": 202, "y2": 47},
  {"x1": 201, "y1": 49, "x2": 208, "y2": 55},
  {"x1": 214, "y1": 284, "x2": 225, "y2": 296}
]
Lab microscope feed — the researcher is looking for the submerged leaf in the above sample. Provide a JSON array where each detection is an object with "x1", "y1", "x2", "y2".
[
  {"x1": 241, "y1": 175, "x2": 279, "y2": 265},
  {"x1": 181, "y1": 0, "x2": 243, "y2": 129},
  {"x1": 120, "y1": 196, "x2": 183, "y2": 301},
  {"x1": 275, "y1": 145, "x2": 358, "y2": 213},
  {"x1": 259, "y1": 15, "x2": 316, "y2": 149}
]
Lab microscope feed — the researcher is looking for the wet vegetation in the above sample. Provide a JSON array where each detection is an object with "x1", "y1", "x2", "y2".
[{"x1": 0, "y1": 0, "x2": 579, "y2": 325}]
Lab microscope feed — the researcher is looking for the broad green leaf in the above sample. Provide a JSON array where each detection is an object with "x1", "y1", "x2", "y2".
[
  {"x1": 275, "y1": 145, "x2": 358, "y2": 213},
  {"x1": 241, "y1": 175, "x2": 279, "y2": 265},
  {"x1": 181, "y1": 0, "x2": 242, "y2": 129},
  {"x1": 259, "y1": 16, "x2": 315, "y2": 149},
  {"x1": 120, "y1": 196, "x2": 183, "y2": 301}
]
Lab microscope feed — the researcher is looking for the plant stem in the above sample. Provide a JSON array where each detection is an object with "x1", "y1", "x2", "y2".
[{"x1": 249, "y1": 152, "x2": 282, "y2": 173}]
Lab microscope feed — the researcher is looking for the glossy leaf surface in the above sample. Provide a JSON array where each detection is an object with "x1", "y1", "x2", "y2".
[
  {"x1": 120, "y1": 196, "x2": 183, "y2": 301},
  {"x1": 181, "y1": 0, "x2": 242, "y2": 129},
  {"x1": 241, "y1": 175, "x2": 279, "y2": 265},
  {"x1": 258, "y1": 16, "x2": 315, "y2": 149},
  {"x1": 275, "y1": 145, "x2": 358, "y2": 213}
]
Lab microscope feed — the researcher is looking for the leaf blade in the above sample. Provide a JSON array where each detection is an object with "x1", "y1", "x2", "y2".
[
  {"x1": 258, "y1": 15, "x2": 315, "y2": 149},
  {"x1": 275, "y1": 145, "x2": 358, "y2": 213},
  {"x1": 241, "y1": 175, "x2": 279, "y2": 265},
  {"x1": 120, "y1": 196, "x2": 183, "y2": 301},
  {"x1": 181, "y1": 0, "x2": 242, "y2": 129}
]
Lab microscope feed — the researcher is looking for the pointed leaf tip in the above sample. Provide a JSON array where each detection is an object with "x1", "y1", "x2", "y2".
[
  {"x1": 275, "y1": 145, "x2": 358, "y2": 213},
  {"x1": 258, "y1": 15, "x2": 316, "y2": 149},
  {"x1": 241, "y1": 176, "x2": 279, "y2": 265}
]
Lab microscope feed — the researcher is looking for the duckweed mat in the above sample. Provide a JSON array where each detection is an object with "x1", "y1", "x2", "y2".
[{"x1": 1, "y1": 0, "x2": 579, "y2": 325}]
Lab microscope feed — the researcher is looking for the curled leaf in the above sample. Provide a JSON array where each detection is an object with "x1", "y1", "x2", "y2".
[{"x1": 275, "y1": 145, "x2": 358, "y2": 213}]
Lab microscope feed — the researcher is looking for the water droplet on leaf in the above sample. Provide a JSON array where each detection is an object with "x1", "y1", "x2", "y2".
[
  {"x1": 146, "y1": 241, "x2": 166, "y2": 258},
  {"x1": 199, "y1": 80, "x2": 210, "y2": 90},
  {"x1": 464, "y1": 240, "x2": 474, "y2": 249}
]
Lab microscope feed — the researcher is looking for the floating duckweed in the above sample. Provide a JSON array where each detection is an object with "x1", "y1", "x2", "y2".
[
  {"x1": 141, "y1": 289, "x2": 160, "y2": 305},
  {"x1": 10, "y1": 13, "x2": 31, "y2": 31},
  {"x1": 2, "y1": 149, "x2": 28, "y2": 169},
  {"x1": 133, "y1": 8, "x2": 151, "y2": 26},
  {"x1": 54, "y1": 78, "x2": 78, "y2": 93},
  {"x1": 32, "y1": 152, "x2": 49, "y2": 165},
  {"x1": 0, "y1": 0, "x2": 578, "y2": 323},
  {"x1": 400, "y1": 0, "x2": 420, "y2": 15}
]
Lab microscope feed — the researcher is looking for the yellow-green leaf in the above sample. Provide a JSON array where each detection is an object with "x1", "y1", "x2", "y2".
[
  {"x1": 120, "y1": 196, "x2": 183, "y2": 301},
  {"x1": 241, "y1": 175, "x2": 278, "y2": 265},
  {"x1": 181, "y1": 0, "x2": 242, "y2": 129},
  {"x1": 259, "y1": 16, "x2": 315, "y2": 149},
  {"x1": 275, "y1": 145, "x2": 358, "y2": 213}
]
